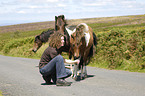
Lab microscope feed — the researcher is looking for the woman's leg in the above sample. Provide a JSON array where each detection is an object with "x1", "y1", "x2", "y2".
[
  {"x1": 42, "y1": 75, "x2": 52, "y2": 84},
  {"x1": 62, "y1": 68, "x2": 72, "y2": 79},
  {"x1": 55, "y1": 55, "x2": 68, "y2": 79},
  {"x1": 40, "y1": 55, "x2": 68, "y2": 79}
]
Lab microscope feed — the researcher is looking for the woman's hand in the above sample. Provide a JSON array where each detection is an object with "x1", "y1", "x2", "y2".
[{"x1": 74, "y1": 59, "x2": 80, "y2": 64}]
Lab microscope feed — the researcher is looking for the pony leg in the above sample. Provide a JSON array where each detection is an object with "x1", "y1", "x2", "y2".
[
  {"x1": 84, "y1": 65, "x2": 87, "y2": 78},
  {"x1": 73, "y1": 64, "x2": 78, "y2": 81},
  {"x1": 80, "y1": 65, "x2": 87, "y2": 79},
  {"x1": 70, "y1": 64, "x2": 73, "y2": 77},
  {"x1": 82, "y1": 49, "x2": 90, "y2": 78},
  {"x1": 81, "y1": 65, "x2": 84, "y2": 79}
]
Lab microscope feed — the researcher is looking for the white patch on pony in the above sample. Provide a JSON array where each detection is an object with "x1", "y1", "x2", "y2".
[
  {"x1": 72, "y1": 28, "x2": 76, "y2": 34},
  {"x1": 65, "y1": 27, "x2": 73, "y2": 36},
  {"x1": 84, "y1": 32, "x2": 90, "y2": 47}
]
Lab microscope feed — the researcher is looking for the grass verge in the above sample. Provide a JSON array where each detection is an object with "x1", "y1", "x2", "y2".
[{"x1": 0, "y1": 90, "x2": 3, "y2": 96}]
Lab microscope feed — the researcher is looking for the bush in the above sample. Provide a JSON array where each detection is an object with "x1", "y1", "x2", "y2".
[
  {"x1": 96, "y1": 29, "x2": 145, "y2": 69},
  {"x1": 3, "y1": 37, "x2": 34, "y2": 54},
  {"x1": 0, "y1": 40, "x2": 6, "y2": 51}
]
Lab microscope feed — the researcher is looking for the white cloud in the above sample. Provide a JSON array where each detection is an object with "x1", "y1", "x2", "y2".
[
  {"x1": 17, "y1": 10, "x2": 26, "y2": 14},
  {"x1": 46, "y1": 0, "x2": 59, "y2": 3},
  {"x1": 57, "y1": 4, "x2": 67, "y2": 7},
  {"x1": 29, "y1": 6, "x2": 38, "y2": 9},
  {"x1": 16, "y1": 0, "x2": 59, "y2": 3},
  {"x1": 83, "y1": 3, "x2": 106, "y2": 6}
]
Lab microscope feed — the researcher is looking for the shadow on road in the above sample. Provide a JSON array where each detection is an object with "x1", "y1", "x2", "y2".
[
  {"x1": 41, "y1": 82, "x2": 55, "y2": 85},
  {"x1": 75, "y1": 74, "x2": 95, "y2": 81}
]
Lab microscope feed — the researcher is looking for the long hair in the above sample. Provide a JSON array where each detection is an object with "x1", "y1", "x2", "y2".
[{"x1": 48, "y1": 32, "x2": 64, "y2": 49}]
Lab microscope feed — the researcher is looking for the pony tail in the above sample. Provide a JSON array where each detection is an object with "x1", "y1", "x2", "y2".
[
  {"x1": 55, "y1": 16, "x2": 58, "y2": 31},
  {"x1": 93, "y1": 32, "x2": 97, "y2": 46}
]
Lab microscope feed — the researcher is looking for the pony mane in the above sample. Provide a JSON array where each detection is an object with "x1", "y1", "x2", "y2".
[
  {"x1": 40, "y1": 29, "x2": 54, "y2": 35},
  {"x1": 76, "y1": 23, "x2": 89, "y2": 38},
  {"x1": 39, "y1": 29, "x2": 54, "y2": 42},
  {"x1": 77, "y1": 23, "x2": 89, "y2": 32},
  {"x1": 73, "y1": 23, "x2": 90, "y2": 46},
  {"x1": 72, "y1": 25, "x2": 85, "y2": 44}
]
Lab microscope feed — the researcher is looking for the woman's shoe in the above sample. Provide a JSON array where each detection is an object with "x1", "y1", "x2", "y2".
[{"x1": 56, "y1": 79, "x2": 71, "y2": 86}]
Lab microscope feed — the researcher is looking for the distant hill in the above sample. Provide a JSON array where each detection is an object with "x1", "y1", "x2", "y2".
[{"x1": 0, "y1": 14, "x2": 145, "y2": 33}]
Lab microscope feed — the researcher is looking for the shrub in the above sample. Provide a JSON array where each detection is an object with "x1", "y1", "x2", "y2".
[
  {"x1": 96, "y1": 29, "x2": 145, "y2": 69},
  {"x1": 0, "y1": 40, "x2": 6, "y2": 51},
  {"x1": 3, "y1": 37, "x2": 34, "y2": 53}
]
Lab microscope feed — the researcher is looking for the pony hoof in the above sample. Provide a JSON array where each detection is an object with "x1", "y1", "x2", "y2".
[
  {"x1": 81, "y1": 77, "x2": 85, "y2": 80},
  {"x1": 81, "y1": 74, "x2": 87, "y2": 80},
  {"x1": 84, "y1": 74, "x2": 87, "y2": 78}
]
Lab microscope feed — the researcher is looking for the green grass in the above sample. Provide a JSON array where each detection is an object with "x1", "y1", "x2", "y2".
[
  {"x1": 0, "y1": 29, "x2": 48, "y2": 41},
  {"x1": 0, "y1": 90, "x2": 3, "y2": 96},
  {"x1": 89, "y1": 29, "x2": 145, "y2": 72},
  {"x1": 1, "y1": 14, "x2": 145, "y2": 73}
]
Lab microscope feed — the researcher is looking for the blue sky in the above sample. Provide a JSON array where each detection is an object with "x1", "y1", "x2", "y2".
[{"x1": 0, "y1": 0, "x2": 145, "y2": 26}]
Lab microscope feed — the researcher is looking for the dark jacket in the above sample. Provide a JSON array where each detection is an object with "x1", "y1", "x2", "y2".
[{"x1": 39, "y1": 47, "x2": 59, "y2": 69}]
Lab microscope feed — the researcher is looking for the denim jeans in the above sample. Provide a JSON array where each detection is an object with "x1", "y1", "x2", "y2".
[{"x1": 40, "y1": 55, "x2": 72, "y2": 79}]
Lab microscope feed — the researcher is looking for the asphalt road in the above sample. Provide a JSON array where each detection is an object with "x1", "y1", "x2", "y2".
[{"x1": 0, "y1": 55, "x2": 145, "y2": 96}]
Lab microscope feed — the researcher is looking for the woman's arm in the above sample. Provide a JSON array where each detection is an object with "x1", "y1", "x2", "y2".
[{"x1": 64, "y1": 59, "x2": 80, "y2": 64}]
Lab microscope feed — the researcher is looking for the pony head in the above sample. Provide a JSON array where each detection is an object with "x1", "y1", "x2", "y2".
[
  {"x1": 70, "y1": 25, "x2": 86, "y2": 60},
  {"x1": 32, "y1": 35, "x2": 42, "y2": 53},
  {"x1": 55, "y1": 15, "x2": 67, "y2": 33}
]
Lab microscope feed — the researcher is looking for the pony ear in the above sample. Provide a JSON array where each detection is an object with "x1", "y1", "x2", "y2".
[{"x1": 61, "y1": 15, "x2": 65, "y2": 19}]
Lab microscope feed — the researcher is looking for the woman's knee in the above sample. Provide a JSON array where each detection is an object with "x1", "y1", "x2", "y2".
[
  {"x1": 40, "y1": 68, "x2": 52, "y2": 76},
  {"x1": 56, "y1": 55, "x2": 63, "y2": 61}
]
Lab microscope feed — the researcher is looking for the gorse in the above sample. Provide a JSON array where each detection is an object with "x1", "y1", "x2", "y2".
[
  {"x1": 3, "y1": 37, "x2": 34, "y2": 54},
  {"x1": 90, "y1": 29, "x2": 145, "y2": 72}
]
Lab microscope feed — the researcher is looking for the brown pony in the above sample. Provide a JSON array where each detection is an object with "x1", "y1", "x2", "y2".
[
  {"x1": 70, "y1": 23, "x2": 95, "y2": 80},
  {"x1": 32, "y1": 29, "x2": 54, "y2": 52},
  {"x1": 55, "y1": 15, "x2": 73, "y2": 59}
]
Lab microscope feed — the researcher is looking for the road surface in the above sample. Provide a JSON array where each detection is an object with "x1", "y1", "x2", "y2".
[{"x1": 0, "y1": 55, "x2": 145, "y2": 96}]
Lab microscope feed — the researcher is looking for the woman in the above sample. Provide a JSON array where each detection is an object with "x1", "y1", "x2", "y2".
[{"x1": 39, "y1": 32, "x2": 79, "y2": 86}]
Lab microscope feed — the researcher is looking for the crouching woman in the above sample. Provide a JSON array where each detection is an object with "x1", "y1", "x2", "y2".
[{"x1": 39, "y1": 32, "x2": 73, "y2": 86}]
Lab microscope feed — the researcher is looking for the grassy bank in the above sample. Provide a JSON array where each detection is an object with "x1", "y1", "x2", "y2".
[
  {"x1": 89, "y1": 29, "x2": 145, "y2": 72},
  {"x1": 0, "y1": 90, "x2": 3, "y2": 96},
  {"x1": 0, "y1": 14, "x2": 145, "y2": 72},
  {"x1": 0, "y1": 30, "x2": 48, "y2": 59}
]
